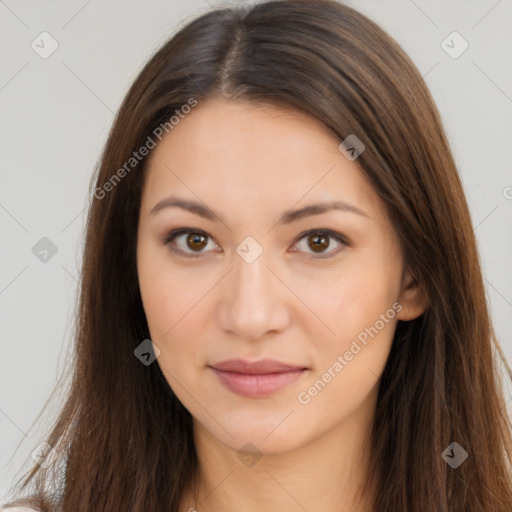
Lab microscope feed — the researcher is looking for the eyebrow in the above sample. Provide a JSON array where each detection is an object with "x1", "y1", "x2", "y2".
[{"x1": 148, "y1": 196, "x2": 369, "y2": 224}]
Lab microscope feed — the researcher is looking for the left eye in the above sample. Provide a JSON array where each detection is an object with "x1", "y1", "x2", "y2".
[
  {"x1": 163, "y1": 228, "x2": 348, "y2": 258},
  {"x1": 291, "y1": 229, "x2": 348, "y2": 258}
]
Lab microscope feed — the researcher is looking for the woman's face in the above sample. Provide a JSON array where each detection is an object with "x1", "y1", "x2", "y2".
[{"x1": 136, "y1": 97, "x2": 427, "y2": 454}]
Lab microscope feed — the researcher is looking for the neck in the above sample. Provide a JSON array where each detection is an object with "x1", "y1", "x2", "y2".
[{"x1": 179, "y1": 386, "x2": 378, "y2": 512}]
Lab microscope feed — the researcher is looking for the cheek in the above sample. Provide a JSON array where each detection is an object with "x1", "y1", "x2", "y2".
[
  {"x1": 137, "y1": 252, "x2": 216, "y2": 381},
  {"x1": 305, "y1": 261, "x2": 399, "y2": 373},
  {"x1": 138, "y1": 248, "x2": 208, "y2": 337},
  {"x1": 296, "y1": 282, "x2": 397, "y2": 422},
  {"x1": 307, "y1": 259, "x2": 397, "y2": 327}
]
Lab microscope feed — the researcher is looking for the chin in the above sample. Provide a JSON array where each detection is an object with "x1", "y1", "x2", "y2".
[{"x1": 194, "y1": 406, "x2": 315, "y2": 456}]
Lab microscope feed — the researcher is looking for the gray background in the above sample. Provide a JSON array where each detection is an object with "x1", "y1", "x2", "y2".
[{"x1": 1, "y1": 0, "x2": 511, "y2": 501}]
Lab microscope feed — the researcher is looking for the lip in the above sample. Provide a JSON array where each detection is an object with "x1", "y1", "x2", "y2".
[{"x1": 209, "y1": 358, "x2": 308, "y2": 398}]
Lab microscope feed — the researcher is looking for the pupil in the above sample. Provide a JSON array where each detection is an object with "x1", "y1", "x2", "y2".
[
  {"x1": 309, "y1": 234, "x2": 329, "y2": 252},
  {"x1": 188, "y1": 233, "x2": 207, "y2": 250}
]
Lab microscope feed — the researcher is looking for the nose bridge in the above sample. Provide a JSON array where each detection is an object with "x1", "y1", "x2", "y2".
[
  {"x1": 233, "y1": 245, "x2": 270, "y2": 300},
  {"x1": 220, "y1": 239, "x2": 288, "y2": 339}
]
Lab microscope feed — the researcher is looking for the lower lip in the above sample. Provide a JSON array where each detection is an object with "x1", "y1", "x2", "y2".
[{"x1": 211, "y1": 367, "x2": 307, "y2": 398}]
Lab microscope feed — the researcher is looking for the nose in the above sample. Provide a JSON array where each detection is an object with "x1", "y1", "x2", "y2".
[{"x1": 218, "y1": 248, "x2": 290, "y2": 342}]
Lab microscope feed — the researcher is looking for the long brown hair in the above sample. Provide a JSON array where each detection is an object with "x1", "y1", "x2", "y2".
[{"x1": 4, "y1": 0, "x2": 512, "y2": 510}]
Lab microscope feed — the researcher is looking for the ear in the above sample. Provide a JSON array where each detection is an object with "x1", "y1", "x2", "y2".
[{"x1": 396, "y1": 269, "x2": 429, "y2": 321}]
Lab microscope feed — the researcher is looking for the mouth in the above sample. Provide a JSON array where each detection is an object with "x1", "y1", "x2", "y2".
[{"x1": 209, "y1": 358, "x2": 309, "y2": 398}]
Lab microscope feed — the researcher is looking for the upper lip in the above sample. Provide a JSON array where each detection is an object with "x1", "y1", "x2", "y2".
[{"x1": 210, "y1": 358, "x2": 307, "y2": 374}]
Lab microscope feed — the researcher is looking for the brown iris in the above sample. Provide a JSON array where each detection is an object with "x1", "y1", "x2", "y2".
[
  {"x1": 308, "y1": 233, "x2": 330, "y2": 252},
  {"x1": 187, "y1": 232, "x2": 208, "y2": 251}
]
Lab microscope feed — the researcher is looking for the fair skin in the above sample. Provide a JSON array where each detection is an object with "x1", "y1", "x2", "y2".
[{"x1": 136, "y1": 97, "x2": 428, "y2": 512}]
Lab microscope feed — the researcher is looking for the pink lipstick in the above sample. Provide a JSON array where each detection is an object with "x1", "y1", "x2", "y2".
[{"x1": 209, "y1": 358, "x2": 307, "y2": 398}]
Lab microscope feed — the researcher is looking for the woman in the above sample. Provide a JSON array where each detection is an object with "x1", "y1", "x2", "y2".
[{"x1": 3, "y1": 0, "x2": 512, "y2": 510}]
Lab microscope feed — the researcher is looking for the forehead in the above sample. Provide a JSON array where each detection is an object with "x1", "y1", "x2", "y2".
[
  {"x1": 141, "y1": 98, "x2": 382, "y2": 222},
  {"x1": 149, "y1": 98, "x2": 341, "y2": 165}
]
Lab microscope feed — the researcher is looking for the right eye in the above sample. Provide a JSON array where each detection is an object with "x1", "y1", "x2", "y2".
[{"x1": 163, "y1": 228, "x2": 220, "y2": 258}]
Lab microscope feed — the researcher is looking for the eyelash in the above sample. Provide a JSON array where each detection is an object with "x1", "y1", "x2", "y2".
[{"x1": 162, "y1": 227, "x2": 349, "y2": 259}]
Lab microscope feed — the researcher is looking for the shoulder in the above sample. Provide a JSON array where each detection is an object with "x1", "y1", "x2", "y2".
[{"x1": 0, "y1": 506, "x2": 40, "y2": 512}]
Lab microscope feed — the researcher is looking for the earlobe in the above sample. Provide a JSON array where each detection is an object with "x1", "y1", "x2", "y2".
[{"x1": 396, "y1": 270, "x2": 429, "y2": 321}]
